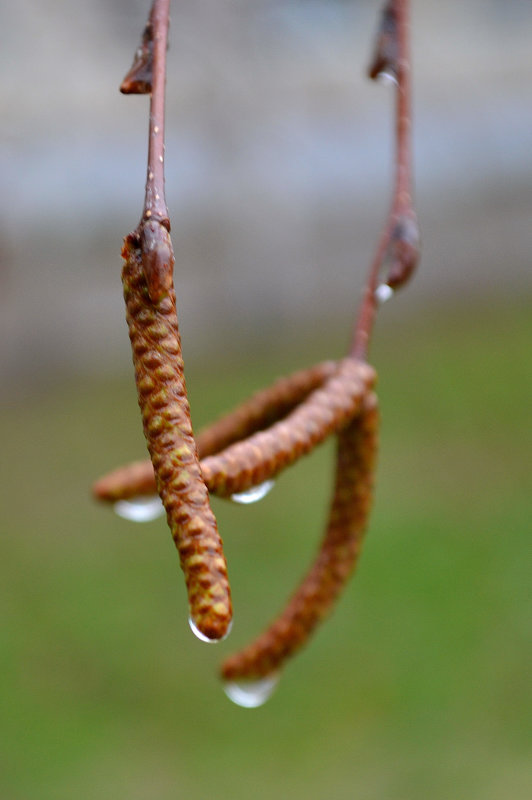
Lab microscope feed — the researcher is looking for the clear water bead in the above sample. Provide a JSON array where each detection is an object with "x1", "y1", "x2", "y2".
[
  {"x1": 223, "y1": 673, "x2": 280, "y2": 708},
  {"x1": 375, "y1": 283, "x2": 394, "y2": 304},
  {"x1": 231, "y1": 480, "x2": 275, "y2": 505},
  {"x1": 114, "y1": 495, "x2": 165, "y2": 522},
  {"x1": 188, "y1": 616, "x2": 233, "y2": 644},
  {"x1": 377, "y1": 69, "x2": 398, "y2": 87}
]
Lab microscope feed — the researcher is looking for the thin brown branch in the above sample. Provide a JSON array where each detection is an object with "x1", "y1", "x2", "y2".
[
  {"x1": 387, "y1": 0, "x2": 419, "y2": 290},
  {"x1": 351, "y1": 0, "x2": 419, "y2": 360},
  {"x1": 121, "y1": 0, "x2": 174, "y2": 304},
  {"x1": 141, "y1": 0, "x2": 171, "y2": 228},
  {"x1": 350, "y1": 225, "x2": 393, "y2": 361}
]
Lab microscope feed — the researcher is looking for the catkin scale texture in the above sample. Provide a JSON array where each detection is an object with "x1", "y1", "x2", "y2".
[
  {"x1": 92, "y1": 360, "x2": 338, "y2": 503},
  {"x1": 94, "y1": 359, "x2": 373, "y2": 503},
  {"x1": 201, "y1": 359, "x2": 376, "y2": 497},
  {"x1": 122, "y1": 233, "x2": 232, "y2": 640},
  {"x1": 196, "y1": 359, "x2": 339, "y2": 461},
  {"x1": 221, "y1": 393, "x2": 378, "y2": 680}
]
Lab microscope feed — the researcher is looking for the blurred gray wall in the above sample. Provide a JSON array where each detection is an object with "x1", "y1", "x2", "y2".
[{"x1": 1, "y1": 0, "x2": 531, "y2": 391}]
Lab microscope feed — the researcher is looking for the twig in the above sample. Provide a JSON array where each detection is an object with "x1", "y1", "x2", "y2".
[
  {"x1": 351, "y1": 0, "x2": 419, "y2": 361},
  {"x1": 122, "y1": 0, "x2": 174, "y2": 304}
]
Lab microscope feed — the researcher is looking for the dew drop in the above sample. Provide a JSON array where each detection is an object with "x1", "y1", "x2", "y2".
[
  {"x1": 231, "y1": 480, "x2": 275, "y2": 505},
  {"x1": 114, "y1": 495, "x2": 165, "y2": 522},
  {"x1": 375, "y1": 283, "x2": 394, "y2": 304},
  {"x1": 223, "y1": 673, "x2": 280, "y2": 708},
  {"x1": 377, "y1": 69, "x2": 398, "y2": 87},
  {"x1": 188, "y1": 616, "x2": 233, "y2": 644}
]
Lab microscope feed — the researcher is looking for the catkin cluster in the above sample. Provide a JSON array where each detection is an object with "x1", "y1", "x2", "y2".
[{"x1": 95, "y1": 329, "x2": 378, "y2": 675}]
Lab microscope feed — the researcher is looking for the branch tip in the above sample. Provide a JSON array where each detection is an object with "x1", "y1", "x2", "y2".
[
  {"x1": 352, "y1": 0, "x2": 418, "y2": 359},
  {"x1": 120, "y1": 13, "x2": 154, "y2": 94},
  {"x1": 368, "y1": 1, "x2": 398, "y2": 82}
]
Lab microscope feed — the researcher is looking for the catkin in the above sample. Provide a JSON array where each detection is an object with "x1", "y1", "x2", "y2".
[
  {"x1": 92, "y1": 360, "x2": 338, "y2": 503},
  {"x1": 201, "y1": 359, "x2": 376, "y2": 497},
  {"x1": 94, "y1": 358, "x2": 373, "y2": 503},
  {"x1": 122, "y1": 232, "x2": 231, "y2": 640},
  {"x1": 221, "y1": 392, "x2": 378, "y2": 680},
  {"x1": 94, "y1": 358, "x2": 374, "y2": 504}
]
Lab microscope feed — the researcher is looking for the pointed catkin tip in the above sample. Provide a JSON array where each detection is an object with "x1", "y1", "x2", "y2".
[{"x1": 190, "y1": 612, "x2": 233, "y2": 643}]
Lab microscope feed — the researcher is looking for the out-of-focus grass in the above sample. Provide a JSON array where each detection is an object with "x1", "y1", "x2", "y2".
[{"x1": 1, "y1": 299, "x2": 530, "y2": 800}]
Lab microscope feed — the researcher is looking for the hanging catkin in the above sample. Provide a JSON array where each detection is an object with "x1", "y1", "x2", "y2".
[
  {"x1": 122, "y1": 232, "x2": 232, "y2": 641},
  {"x1": 221, "y1": 393, "x2": 378, "y2": 679}
]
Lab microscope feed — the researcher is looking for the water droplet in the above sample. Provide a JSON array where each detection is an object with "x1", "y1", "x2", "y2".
[
  {"x1": 113, "y1": 495, "x2": 165, "y2": 522},
  {"x1": 377, "y1": 69, "x2": 398, "y2": 87},
  {"x1": 224, "y1": 673, "x2": 280, "y2": 708},
  {"x1": 188, "y1": 616, "x2": 233, "y2": 644},
  {"x1": 231, "y1": 480, "x2": 275, "y2": 505},
  {"x1": 375, "y1": 283, "x2": 394, "y2": 304}
]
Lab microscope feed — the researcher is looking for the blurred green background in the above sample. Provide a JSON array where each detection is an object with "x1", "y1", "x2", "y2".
[
  {"x1": 1, "y1": 299, "x2": 531, "y2": 799},
  {"x1": 2, "y1": 0, "x2": 532, "y2": 797}
]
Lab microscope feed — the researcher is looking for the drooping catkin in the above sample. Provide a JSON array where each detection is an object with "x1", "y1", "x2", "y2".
[
  {"x1": 122, "y1": 232, "x2": 231, "y2": 640},
  {"x1": 94, "y1": 358, "x2": 373, "y2": 503},
  {"x1": 201, "y1": 359, "x2": 376, "y2": 497},
  {"x1": 92, "y1": 360, "x2": 338, "y2": 503},
  {"x1": 221, "y1": 392, "x2": 378, "y2": 680}
]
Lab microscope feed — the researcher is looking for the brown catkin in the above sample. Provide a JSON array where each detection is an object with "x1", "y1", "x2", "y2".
[
  {"x1": 122, "y1": 232, "x2": 231, "y2": 640},
  {"x1": 93, "y1": 359, "x2": 373, "y2": 504},
  {"x1": 92, "y1": 360, "x2": 338, "y2": 503},
  {"x1": 220, "y1": 392, "x2": 379, "y2": 680},
  {"x1": 201, "y1": 358, "x2": 376, "y2": 497},
  {"x1": 196, "y1": 359, "x2": 338, "y2": 460},
  {"x1": 92, "y1": 458, "x2": 158, "y2": 503}
]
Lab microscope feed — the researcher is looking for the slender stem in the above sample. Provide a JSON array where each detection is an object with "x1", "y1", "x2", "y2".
[
  {"x1": 143, "y1": 0, "x2": 171, "y2": 228},
  {"x1": 350, "y1": 225, "x2": 393, "y2": 360},
  {"x1": 393, "y1": 0, "x2": 413, "y2": 218},
  {"x1": 121, "y1": 0, "x2": 174, "y2": 303},
  {"x1": 350, "y1": 0, "x2": 418, "y2": 361}
]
